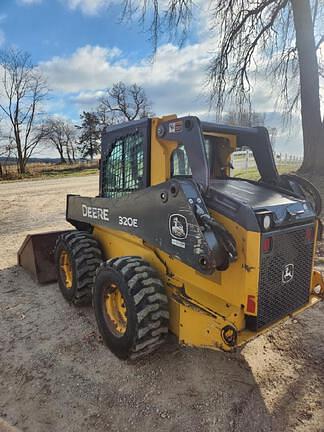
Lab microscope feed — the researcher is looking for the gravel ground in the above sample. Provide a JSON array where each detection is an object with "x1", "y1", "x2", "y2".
[{"x1": 0, "y1": 175, "x2": 323, "y2": 432}]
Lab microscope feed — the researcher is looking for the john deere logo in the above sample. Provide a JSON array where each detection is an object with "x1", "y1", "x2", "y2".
[
  {"x1": 169, "y1": 214, "x2": 188, "y2": 240},
  {"x1": 282, "y1": 264, "x2": 294, "y2": 284}
]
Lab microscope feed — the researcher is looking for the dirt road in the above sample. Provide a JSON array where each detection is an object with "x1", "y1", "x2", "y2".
[{"x1": 0, "y1": 176, "x2": 323, "y2": 432}]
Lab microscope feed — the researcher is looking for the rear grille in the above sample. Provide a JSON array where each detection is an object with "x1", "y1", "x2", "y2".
[{"x1": 252, "y1": 224, "x2": 314, "y2": 330}]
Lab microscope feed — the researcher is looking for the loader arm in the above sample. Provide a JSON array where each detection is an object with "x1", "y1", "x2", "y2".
[{"x1": 66, "y1": 178, "x2": 232, "y2": 274}]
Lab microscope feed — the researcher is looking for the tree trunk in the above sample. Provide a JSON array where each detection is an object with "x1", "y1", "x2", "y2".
[
  {"x1": 18, "y1": 148, "x2": 25, "y2": 174},
  {"x1": 66, "y1": 145, "x2": 73, "y2": 164},
  {"x1": 56, "y1": 143, "x2": 66, "y2": 164},
  {"x1": 291, "y1": 0, "x2": 324, "y2": 174},
  {"x1": 14, "y1": 130, "x2": 25, "y2": 174},
  {"x1": 90, "y1": 137, "x2": 94, "y2": 160},
  {"x1": 22, "y1": 158, "x2": 28, "y2": 174},
  {"x1": 71, "y1": 145, "x2": 76, "y2": 162}
]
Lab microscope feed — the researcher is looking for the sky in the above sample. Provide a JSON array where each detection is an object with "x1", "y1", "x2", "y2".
[{"x1": 0, "y1": 0, "x2": 322, "y2": 157}]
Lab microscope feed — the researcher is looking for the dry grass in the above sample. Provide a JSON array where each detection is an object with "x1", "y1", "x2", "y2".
[{"x1": 0, "y1": 161, "x2": 99, "y2": 182}]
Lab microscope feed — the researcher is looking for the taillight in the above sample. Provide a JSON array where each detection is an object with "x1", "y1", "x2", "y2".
[
  {"x1": 263, "y1": 237, "x2": 272, "y2": 253},
  {"x1": 305, "y1": 226, "x2": 314, "y2": 242},
  {"x1": 247, "y1": 295, "x2": 256, "y2": 313}
]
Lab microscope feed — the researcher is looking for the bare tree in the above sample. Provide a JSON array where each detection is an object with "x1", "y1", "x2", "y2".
[
  {"x1": 0, "y1": 120, "x2": 6, "y2": 178},
  {"x1": 42, "y1": 118, "x2": 78, "y2": 164},
  {"x1": 0, "y1": 48, "x2": 49, "y2": 174},
  {"x1": 0, "y1": 143, "x2": 9, "y2": 178},
  {"x1": 223, "y1": 110, "x2": 277, "y2": 148},
  {"x1": 0, "y1": 124, "x2": 15, "y2": 179},
  {"x1": 98, "y1": 82, "x2": 153, "y2": 125},
  {"x1": 222, "y1": 111, "x2": 266, "y2": 128},
  {"x1": 65, "y1": 123, "x2": 78, "y2": 163},
  {"x1": 121, "y1": 0, "x2": 324, "y2": 174},
  {"x1": 121, "y1": 0, "x2": 193, "y2": 52}
]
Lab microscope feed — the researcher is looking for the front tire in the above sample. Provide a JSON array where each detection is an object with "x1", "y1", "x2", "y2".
[
  {"x1": 55, "y1": 231, "x2": 102, "y2": 305},
  {"x1": 93, "y1": 257, "x2": 169, "y2": 360}
]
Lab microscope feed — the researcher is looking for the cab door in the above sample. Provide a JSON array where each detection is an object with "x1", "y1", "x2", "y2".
[{"x1": 100, "y1": 119, "x2": 151, "y2": 197}]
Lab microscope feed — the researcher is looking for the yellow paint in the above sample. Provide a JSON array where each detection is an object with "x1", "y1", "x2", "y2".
[
  {"x1": 209, "y1": 210, "x2": 261, "y2": 316},
  {"x1": 177, "y1": 303, "x2": 233, "y2": 351},
  {"x1": 93, "y1": 221, "x2": 252, "y2": 348},
  {"x1": 105, "y1": 285, "x2": 127, "y2": 335},
  {"x1": 312, "y1": 270, "x2": 324, "y2": 294},
  {"x1": 150, "y1": 116, "x2": 178, "y2": 186},
  {"x1": 60, "y1": 250, "x2": 73, "y2": 289},
  {"x1": 310, "y1": 221, "x2": 323, "y2": 295}
]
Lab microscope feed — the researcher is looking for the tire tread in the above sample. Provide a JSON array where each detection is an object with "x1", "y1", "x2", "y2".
[{"x1": 96, "y1": 256, "x2": 169, "y2": 359}]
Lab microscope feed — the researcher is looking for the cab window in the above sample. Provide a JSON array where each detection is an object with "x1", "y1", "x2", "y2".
[
  {"x1": 171, "y1": 136, "x2": 233, "y2": 179},
  {"x1": 171, "y1": 144, "x2": 192, "y2": 176},
  {"x1": 102, "y1": 132, "x2": 145, "y2": 198},
  {"x1": 230, "y1": 147, "x2": 261, "y2": 181}
]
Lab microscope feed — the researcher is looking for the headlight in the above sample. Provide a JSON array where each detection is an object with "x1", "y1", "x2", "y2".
[{"x1": 263, "y1": 215, "x2": 272, "y2": 231}]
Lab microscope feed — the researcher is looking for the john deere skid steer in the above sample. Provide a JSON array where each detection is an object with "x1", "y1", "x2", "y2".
[{"x1": 19, "y1": 115, "x2": 324, "y2": 359}]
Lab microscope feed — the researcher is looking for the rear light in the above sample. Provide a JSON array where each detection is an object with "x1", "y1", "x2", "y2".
[
  {"x1": 263, "y1": 237, "x2": 272, "y2": 253},
  {"x1": 255, "y1": 211, "x2": 273, "y2": 231},
  {"x1": 263, "y1": 215, "x2": 272, "y2": 231},
  {"x1": 247, "y1": 295, "x2": 256, "y2": 313},
  {"x1": 305, "y1": 226, "x2": 314, "y2": 242}
]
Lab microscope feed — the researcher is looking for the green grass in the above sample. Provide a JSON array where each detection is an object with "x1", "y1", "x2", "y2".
[
  {"x1": 233, "y1": 163, "x2": 301, "y2": 181},
  {"x1": 233, "y1": 167, "x2": 261, "y2": 181}
]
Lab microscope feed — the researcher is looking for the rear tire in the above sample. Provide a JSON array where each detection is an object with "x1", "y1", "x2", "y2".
[
  {"x1": 93, "y1": 257, "x2": 169, "y2": 360},
  {"x1": 55, "y1": 231, "x2": 102, "y2": 305}
]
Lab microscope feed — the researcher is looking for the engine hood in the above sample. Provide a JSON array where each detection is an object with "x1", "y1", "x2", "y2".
[{"x1": 205, "y1": 179, "x2": 316, "y2": 232}]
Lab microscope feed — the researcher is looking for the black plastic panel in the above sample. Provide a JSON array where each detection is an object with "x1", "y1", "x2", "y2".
[{"x1": 205, "y1": 179, "x2": 315, "y2": 232}]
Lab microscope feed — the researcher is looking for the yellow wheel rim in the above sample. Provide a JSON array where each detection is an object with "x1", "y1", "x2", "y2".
[
  {"x1": 60, "y1": 250, "x2": 73, "y2": 289},
  {"x1": 105, "y1": 284, "x2": 127, "y2": 335}
]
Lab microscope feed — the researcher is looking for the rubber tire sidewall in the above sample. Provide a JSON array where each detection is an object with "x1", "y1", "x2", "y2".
[
  {"x1": 55, "y1": 238, "x2": 78, "y2": 302},
  {"x1": 93, "y1": 265, "x2": 139, "y2": 360}
]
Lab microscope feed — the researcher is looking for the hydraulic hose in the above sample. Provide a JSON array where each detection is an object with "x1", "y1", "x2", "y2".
[{"x1": 195, "y1": 204, "x2": 238, "y2": 264}]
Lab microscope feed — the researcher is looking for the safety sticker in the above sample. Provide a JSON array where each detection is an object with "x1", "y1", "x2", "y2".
[
  {"x1": 169, "y1": 214, "x2": 188, "y2": 239},
  {"x1": 169, "y1": 120, "x2": 183, "y2": 134},
  {"x1": 171, "y1": 238, "x2": 186, "y2": 249}
]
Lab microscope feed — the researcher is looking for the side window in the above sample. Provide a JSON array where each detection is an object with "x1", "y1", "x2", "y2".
[
  {"x1": 171, "y1": 144, "x2": 192, "y2": 176},
  {"x1": 231, "y1": 146, "x2": 261, "y2": 181},
  {"x1": 171, "y1": 137, "x2": 234, "y2": 179},
  {"x1": 102, "y1": 132, "x2": 145, "y2": 198}
]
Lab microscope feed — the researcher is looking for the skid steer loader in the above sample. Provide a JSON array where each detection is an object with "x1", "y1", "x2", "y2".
[{"x1": 18, "y1": 115, "x2": 324, "y2": 359}]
